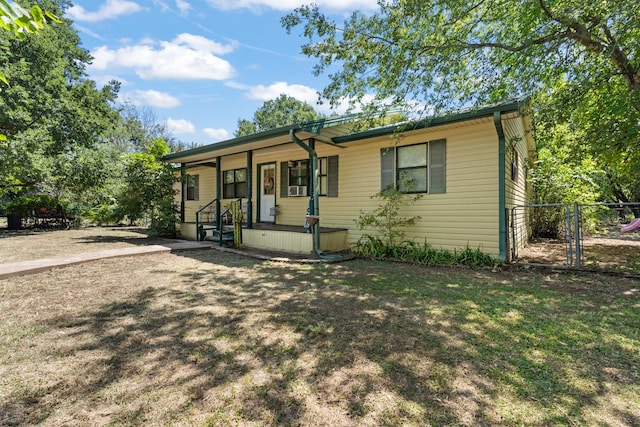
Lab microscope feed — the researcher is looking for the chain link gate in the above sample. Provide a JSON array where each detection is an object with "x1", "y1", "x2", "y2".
[
  {"x1": 509, "y1": 203, "x2": 576, "y2": 266},
  {"x1": 510, "y1": 202, "x2": 640, "y2": 271}
]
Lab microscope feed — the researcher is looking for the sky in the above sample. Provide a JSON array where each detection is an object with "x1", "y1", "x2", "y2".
[{"x1": 65, "y1": 0, "x2": 379, "y2": 146}]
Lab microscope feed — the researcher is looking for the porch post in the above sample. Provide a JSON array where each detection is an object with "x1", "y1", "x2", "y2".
[
  {"x1": 215, "y1": 156, "x2": 221, "y2": 220},
  {"x1": 246, "y1": 151, "x2": 253, "y2": 228},
  {"x1": 180, "y1": 163, "x2": 185, "y2": 223},
  {"x1": 290, "y1": 129, "x2": 322, "y2": 255}
]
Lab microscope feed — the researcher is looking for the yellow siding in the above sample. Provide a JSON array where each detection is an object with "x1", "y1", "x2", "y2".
[
  {"x1": 175, "y1": 114, "x2": 534, "y2": 258},
  {"x1": 314, "y1": 118, "x2": 501, "y2": 256},
  {"x1": 182, "y1": 165, "x2": 217, "y2": 223},
  {"x1": 243, "y1": 229, "x2": 347, "y2": 253},
  {"x1": 503, "y1": 116, "x2": 531, "y2": 255}
]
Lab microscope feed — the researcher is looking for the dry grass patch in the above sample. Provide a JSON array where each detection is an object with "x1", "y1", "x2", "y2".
[
  {"x1": 0, "y1": 226, "x2": 170, "y2": 263},
  {"x1": 1, "y1": 246, "x2": 639, "y2": 425}
]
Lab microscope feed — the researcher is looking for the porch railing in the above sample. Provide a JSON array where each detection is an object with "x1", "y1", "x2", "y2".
[
  {"x1": 195, "y1": 198, "x2": 244, "y2": 246},
  {"x1": 195, "y1": 198, "x2": 218, "y2": 242}
]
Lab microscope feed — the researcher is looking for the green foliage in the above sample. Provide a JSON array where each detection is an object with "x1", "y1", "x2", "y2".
[
  {"x1": 284, "y1": 1, "x2": 639, "y2": 115},
  {"x1": 0, "y1": 0, "x2": 120, "y2": 201},
  {"x1": 284, "y1": 1, "x2": 640, "y2": 214},
  {"x1": 234, "y1": 94, "x2": 322, "y2": 137},
  {"x1": 0, "y1": 0, "x2": 58, "y2": 39},
  {"x1": 353, "y1": 175, "x2": 497, "y2": 267},
  {"x1": 116, "y1": 138, "x2": 178, "y2": 236},
  {"x1": 352, "y1": 237, "x2": 498, "y2": 268},
  {"x1": 82, "y1": 202, "x2": 118, "y2": 226},
  {"x1": 355, "y1": 177, "x2": 423, "y2": 248},
  {"x1": 0, "y1": 0, "x2": 60, "y2": 88},
  {"x1": 4, "y1": 194, "x2": 63, "y2": 215}
]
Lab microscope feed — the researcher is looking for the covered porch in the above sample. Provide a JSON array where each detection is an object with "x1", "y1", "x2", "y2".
[{"x1": 178, "y1": 221, "x2": 349, "y2": 254}]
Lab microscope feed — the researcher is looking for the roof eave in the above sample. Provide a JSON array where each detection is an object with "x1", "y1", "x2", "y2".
[
  {"x1": 163, "y1": 124, "x2": 303, "y2": 163},
  {"x1": 332, "y1": 98, "x2": 527, "y2": 144}
]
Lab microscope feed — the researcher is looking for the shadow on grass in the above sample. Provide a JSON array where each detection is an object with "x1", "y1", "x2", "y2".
[
  {"x1": 2, "y1": 250, "x2": 639, "y2": 425},
  {"x1": 70, "y1": 227, "x2": 170, "y2": 246}
]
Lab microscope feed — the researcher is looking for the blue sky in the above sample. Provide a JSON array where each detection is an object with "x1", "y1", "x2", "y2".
[{"x1": 66, "y1": 0, "x2": 378, "y2": 145}]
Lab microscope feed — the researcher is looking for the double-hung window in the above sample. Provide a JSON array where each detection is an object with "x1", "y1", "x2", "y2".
[
  {"x1": 223, "y1": 168, "x2": 247, "y2": 199},
  {"x1": 186, "y1": 174, "x2": 199, "y2": 201},
  {"x1": 280, "y1": 156, "x2": 339, "y2": 197},
  {"x1": 381, "y1": 139, "x2": 446, "y2": 194}
]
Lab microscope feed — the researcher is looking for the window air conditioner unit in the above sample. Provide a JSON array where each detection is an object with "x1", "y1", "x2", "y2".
[{"x1": 288, "y1": 185, "x2": 307, "y2": 197}]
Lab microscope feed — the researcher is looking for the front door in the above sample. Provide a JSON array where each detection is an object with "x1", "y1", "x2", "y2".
[{"x1": 259, "y1": 163, "x2": 276, "y2": 222}]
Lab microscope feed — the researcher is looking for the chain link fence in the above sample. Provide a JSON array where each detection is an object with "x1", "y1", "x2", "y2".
[{"x1": 509, "y1": 202, "x2": 640, "y2": 273}]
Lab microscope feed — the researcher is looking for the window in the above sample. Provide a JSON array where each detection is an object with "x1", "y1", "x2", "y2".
[
  {"x1": 381, "y1": 139, "x2": 446, "y2": 194},
  {"x1": 280, "y1": 156, "x2": 339, "y2": 198},
  {"x1": 511, "y1": 148, "x2": 519, "y2": 182},
  {"x1": 186, "y1": 174, "x2": 199, "y2": 201},
  {"x1": 288, "y1": 159, "x2": 309, "y2": 187},
  {"x1": 223, "y1": 168, "x2": 247, "y2": 199}
]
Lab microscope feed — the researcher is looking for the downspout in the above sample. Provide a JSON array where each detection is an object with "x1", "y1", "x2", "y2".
[
  {"x1": 494, "y1": 111, "x2": 507, "y2": 261},
  {"x1": 290, "y1": 129, "x2": 322, "y2": 256},
  {"x1": 180, "y1": 163, "x2": 185, "y2": 223},
  {"x1": 215, "y1": 156, "x2": 222, "y2": 225},
  {"x1": 246, "y1": 151, "x2": 253, "y2": 229}
]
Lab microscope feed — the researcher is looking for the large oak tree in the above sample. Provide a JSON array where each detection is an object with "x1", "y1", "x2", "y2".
[{"x1": 283, "y1": 0, "x2": 640, "y2": 201}]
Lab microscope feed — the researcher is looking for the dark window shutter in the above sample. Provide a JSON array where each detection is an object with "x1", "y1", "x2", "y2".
[
  {"x1": 280, "y1": 162, "x2": 289, "y2": 198},
  {"x1": 381, "y1": 148, "x2": 395, "y2": 189},
  {"x1": 327, "y1": 155, "x2": 339, "y2": 197},
  {"x1": 194, "y1": 175, "x2": 200, "y2": 200}
]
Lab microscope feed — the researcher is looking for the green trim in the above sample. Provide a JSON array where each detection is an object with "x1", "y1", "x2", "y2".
[
  {"x1": 290, "y1": 129, "x2": 322, "y2": 256},
  {"x1": 164, "y1": 114, "x2": 362, "y2": 163},
  {"x1": 246, "y1": 151, "x2": 253, "y2": 228},
  {"x1": 180, "y1": 164, "x2": 185, "y2": 223},
  {"x1": 215, "y1": 156, "x2": 222, "y2": 221},
  {"x1": 494, "y1": 111, "x2": 507, "y2": 261},
  {"x1": 300, "y1": 114, "x2": 361, "y2": 134},
  {"x1": 333, "y1": 98, "x2": 526, "y2": 144},
  {"x1": 164, "y1": 125, "x2": 303, "y2": 162}
]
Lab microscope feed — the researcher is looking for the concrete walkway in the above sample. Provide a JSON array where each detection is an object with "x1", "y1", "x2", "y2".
[{"x1": 0, "y1": 240, "x2": 214, "y2": 280}]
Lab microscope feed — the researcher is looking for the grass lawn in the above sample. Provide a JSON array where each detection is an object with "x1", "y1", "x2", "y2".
[{"x1": 1, "y1": 233, "x2": 639, "y2": 425}]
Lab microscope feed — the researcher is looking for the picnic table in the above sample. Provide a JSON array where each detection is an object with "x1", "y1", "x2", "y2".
[{"x1": 30, "y1": 205, "x2": 68, "y2": 229}]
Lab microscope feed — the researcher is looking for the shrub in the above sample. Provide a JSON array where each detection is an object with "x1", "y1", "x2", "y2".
[{"x1": 5, "y1": 194, "x2": 64, "y2": 216}]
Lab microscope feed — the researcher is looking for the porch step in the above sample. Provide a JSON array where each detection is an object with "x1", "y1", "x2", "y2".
[{"x1": 202, "y1": 226, "x2": 235, "y2": 244}]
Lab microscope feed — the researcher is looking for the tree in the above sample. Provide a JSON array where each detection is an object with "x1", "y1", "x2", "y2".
[
  {"x1": 116, "y1": 139, "x2": 179, "y2": 236},
  {"x1": 0, "y1": 0, "x2": 59, "y2": 143},
  {"x1": 0, "y1": 0, "x2": 119, "y2": 198},
  {"x1": 234, "y1": 94, "x2": 322, "y2": 137},
  {"x1": 0, "y1": 0, "x2": 56, "y2": 38},
  {"x1": 283, "y1": 1, "x2": 640, "y2": 203},
  {"x1": 0, "y1": 0, "x2": 59, "y2": 84},
  {"x1": 283, "y1": 1, "x2": 639, "y2": 114}
]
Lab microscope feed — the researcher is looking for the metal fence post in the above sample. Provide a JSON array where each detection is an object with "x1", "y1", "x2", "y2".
[
  {"x1": 565, "y1": 204, "x2": 573, "y2": 266},
  {"x1": 573, "y1": 202, "x2": 582, "y2": 268}
]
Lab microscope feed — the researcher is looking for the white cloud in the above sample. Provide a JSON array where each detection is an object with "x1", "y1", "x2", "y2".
[
  {"x1": 124, "y1": 90, "x2": 181, "y2": 108},
  {"x1": 152, "y1": 0, "x2": 170, "y2": 12},
  {"x1": 247, "y1": 82, "x2": 319, "y2": 105},
  {"x1": 90, "y1": 33, "x2": 236, "y2": 81},
  {"x1": 67, "y1": 0, "x2": 144, "y2": 22},
  {"x1": 176, "y1": 0, "x2": 191, "y2": 15},
  {"x1": 203, "y1": 128, "x2": 229, "y2": 140},
  {"x1": 245, "y1": 81, "x2": 368, "y2": 116},
  {"x1": 224, "y1": 81, "x2": 249, "y2": 90},
  {"x1": 205, "y1": 0, "x2": 378, "y2": 11},
  {"x1": 167, "y1": 118, "x2": 196, "y2": 134}
]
